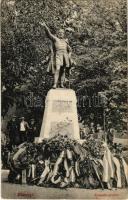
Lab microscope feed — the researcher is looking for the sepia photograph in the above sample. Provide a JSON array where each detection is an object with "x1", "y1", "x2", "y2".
[{"x1": 1, "y1": 0, "x2": 128, "y2": 199}]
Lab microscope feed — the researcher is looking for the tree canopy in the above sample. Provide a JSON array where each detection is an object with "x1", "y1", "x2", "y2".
[{"x1": 1, "y1": 0, "x2": 127, "y2": 134}]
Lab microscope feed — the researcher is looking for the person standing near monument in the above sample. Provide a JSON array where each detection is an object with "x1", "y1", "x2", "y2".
[
  {"x1": 39, "y1": 22, "x2": 73, "y2": 89},
  {"x1": 7, "y1": 115, "x2": 19, "y2": 148},
  {"x1": 19, "y1": 117, "x2": 29, "y2": 143},
  {"x1": 107, "y1": 128, "x2": 115, "y2": 146},
  {"x1": 28, "y1": 119, "x2": 37, "y2": 142},
  {"x1": 97, "y1": 125, "x2": 106, "y2": 141}
]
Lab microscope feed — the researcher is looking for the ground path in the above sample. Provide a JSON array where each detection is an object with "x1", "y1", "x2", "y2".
[{"x1": 1, "y1": 170, "x2": 128, "y2": 199}]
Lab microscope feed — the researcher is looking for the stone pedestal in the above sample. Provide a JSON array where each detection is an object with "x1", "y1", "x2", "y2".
[{"x1": 39, "y1": 89, "x2": 80, "y2": 140}]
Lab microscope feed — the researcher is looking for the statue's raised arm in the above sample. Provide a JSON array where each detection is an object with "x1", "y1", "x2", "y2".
[{"x1": 39, "y1": 22, "x2": 57, "y2": 41}]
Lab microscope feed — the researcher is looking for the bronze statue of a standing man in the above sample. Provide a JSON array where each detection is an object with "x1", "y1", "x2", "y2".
[{"x1": 39, "y1": 22, "x2": 73, "y2": 89}]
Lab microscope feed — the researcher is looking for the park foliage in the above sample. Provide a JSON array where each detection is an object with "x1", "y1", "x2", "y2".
[{"x1": 1, "y1": 0, "x2": 127, "y2": 134}]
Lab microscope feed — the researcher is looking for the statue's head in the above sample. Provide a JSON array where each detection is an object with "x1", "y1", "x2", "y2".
[{"x1": 57, "y1": 29, "x2": 65, "y2": 39}]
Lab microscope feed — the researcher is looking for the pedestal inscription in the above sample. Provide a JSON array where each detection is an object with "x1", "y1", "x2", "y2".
[{"x1": 39, "y1": 89, "x2": 80, "y2": 140}]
